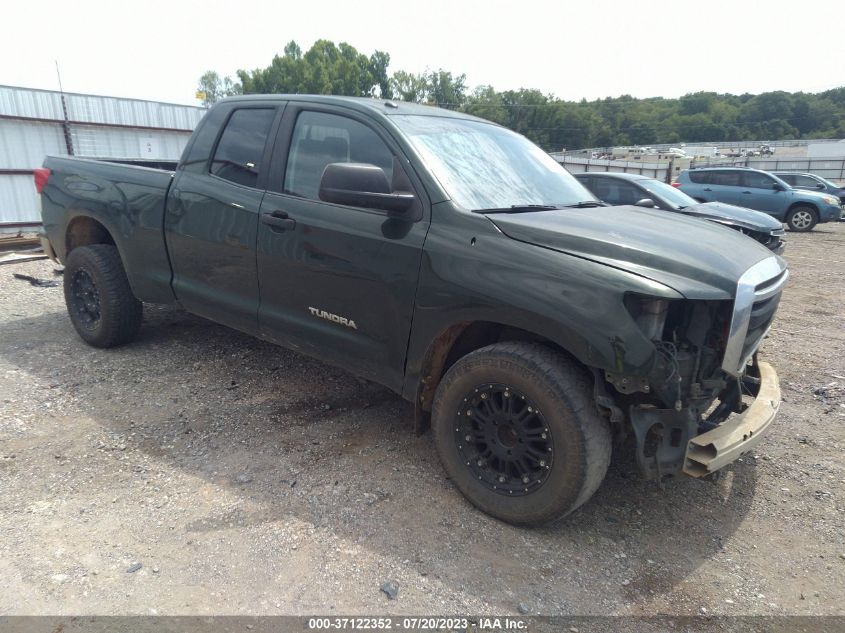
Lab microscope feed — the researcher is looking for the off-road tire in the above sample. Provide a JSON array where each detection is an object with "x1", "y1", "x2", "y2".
[
  {"x1": 63, "y1": 244, "x2": 142, "y2": 347},
  {"x1": 786, "y1": 206, "x2": 818, "y2": 232},
  {"x1": 431, "y1": 342, "x2": 611, "y2": 526}
]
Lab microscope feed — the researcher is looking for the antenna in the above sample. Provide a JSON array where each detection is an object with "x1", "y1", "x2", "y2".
[
  {"x1": 55, "y1": 60, "x2": 65, "y2": 94},
  {"x1": 54, "y1": 60, "x2": 73, "y2": 156}
]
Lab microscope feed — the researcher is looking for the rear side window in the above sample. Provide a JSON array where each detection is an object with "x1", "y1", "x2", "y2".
[
  {"x1": 710, "y1": 171, "x2": 742, "y2": 186},
  {"x1": 284, "y1": 111, "x2": 394, "y2": 200},
  {"x1": 777, "y1": 174, "x2": 796, "y2": 185},
  {"x1": 688, "y1": 171, "x2": 711, "y2": 184},
  {"x1": 210, "y1": 108, "x2": 276, "y2": 188}
]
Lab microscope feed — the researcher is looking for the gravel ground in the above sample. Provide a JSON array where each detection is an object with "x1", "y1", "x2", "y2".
[{"x1": 0, "y1": 224, "x2": 843, "y2": 617}]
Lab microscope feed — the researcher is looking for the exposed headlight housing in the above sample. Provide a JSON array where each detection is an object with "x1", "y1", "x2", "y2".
[
  {"x1": 823, "y1": 194, "x2": 838, "y2": 205},
  {"x1": 625, "y1": 294, "x2": 671, "y2": 341}
]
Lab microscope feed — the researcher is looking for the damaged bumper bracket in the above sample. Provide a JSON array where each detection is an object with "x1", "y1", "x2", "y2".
[{"x1": 683, "y1": 361, "x2": 780, "y2": 477}]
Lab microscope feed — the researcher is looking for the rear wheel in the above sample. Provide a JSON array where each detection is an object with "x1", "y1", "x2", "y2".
[
  {"x1": 63, "y1": 244, "x2": 142, "y2": 347},
  {"x1": 431, "y1": 342, "x2": 611, "y2": 526},
  {"x1": 786, "y1": 206, "x2": 817, "y2": 232}
]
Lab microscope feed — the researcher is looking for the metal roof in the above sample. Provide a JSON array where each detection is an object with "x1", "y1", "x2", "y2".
[
  {"x1": 0, "y1": 85, "x2": 205, "y2": 130},
  {"x1": 1, "y1": 85, "x2": 203, "y2": 227}
]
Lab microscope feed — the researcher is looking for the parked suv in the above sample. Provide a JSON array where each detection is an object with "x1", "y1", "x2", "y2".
[
  {"x1": 675, "y1": 167, "x2": 843, "y2": 231},
  {"x1": 574, "y1": 172, "x2": 785, "y2": 254},
  {"x1": 772, "y1": 172, "x2": 845, "y2": 205}
]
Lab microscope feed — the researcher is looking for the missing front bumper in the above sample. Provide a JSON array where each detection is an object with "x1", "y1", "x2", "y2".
[{"x1": 683, "y1": 361, "x2": 780, "y2": 477}]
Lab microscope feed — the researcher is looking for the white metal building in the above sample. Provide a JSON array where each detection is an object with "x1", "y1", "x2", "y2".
[{"x1": 0, "y1": 85, "x2": 205, "y2": 231}]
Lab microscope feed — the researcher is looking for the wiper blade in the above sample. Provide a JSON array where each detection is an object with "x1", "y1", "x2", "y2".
[
  {"x1": 565, "y1": 200, "x2": 608, "y2": 208},
  {"x1": 473, "y1": 204, "x2": 562, "y2": 214}
]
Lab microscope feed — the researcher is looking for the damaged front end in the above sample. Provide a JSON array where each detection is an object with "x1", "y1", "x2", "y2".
[{"x1": 603, "y1": 258, "x2": 787, "y2": 481}]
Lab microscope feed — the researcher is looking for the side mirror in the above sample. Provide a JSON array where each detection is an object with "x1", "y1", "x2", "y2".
[
  {"x1": 635, "y1": 198, "x2": 656, "y2": 208},
  {"x1": 319, "y1": 163, "x2": 415, "y2": 214},
  {"x1": 772, "y1": 182, "x2": 786, "y2": 191}
]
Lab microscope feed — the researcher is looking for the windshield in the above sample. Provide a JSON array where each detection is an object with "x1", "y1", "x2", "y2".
[
  {"x1": 640, "y1": 179, "x2": 698, "y2": 209},
  {"x1": 392, "y1": 115, "x2": 594, "y2": 210}
]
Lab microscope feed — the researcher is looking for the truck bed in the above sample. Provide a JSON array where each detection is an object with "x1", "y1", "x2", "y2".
[{"x1": 40, "y1": 156, "x2": 176, "y2": 303}]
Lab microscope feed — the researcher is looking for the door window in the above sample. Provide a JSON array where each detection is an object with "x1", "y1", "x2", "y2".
[
  {"x1": 284, "y1": 111, "x2": 394, "y2": 201},
  {"x1": 777, "y1": 174, "x2": 796, "y2": 185},
  {"x1": 742, "y1": 172, "x2": 777, "y2": 189},
  {"x1": 793, "y1": 175, "x2": 822, "y2": 188},
  {"x1": 591, "y1": 177, "x2": 644, "y2": 205},
  {"x1": 210, "y1": 108, "x2": 276, "y2": 188}
]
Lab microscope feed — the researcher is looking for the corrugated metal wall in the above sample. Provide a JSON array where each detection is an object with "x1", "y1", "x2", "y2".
[
  {"x1": 0, "y1": 120, "x2": 68, "y2": 168},
  {"x1": 0, "y1": 175, "x2": 48, "y2": 225},
  {"x1": 0, "y1": 85, "x2": 205, "y2": 231}
]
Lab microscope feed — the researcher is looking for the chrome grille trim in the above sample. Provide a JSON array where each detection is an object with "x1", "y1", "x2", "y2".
[{"x1": 721, "y1": 257, "x2": 788, "y2": 376}]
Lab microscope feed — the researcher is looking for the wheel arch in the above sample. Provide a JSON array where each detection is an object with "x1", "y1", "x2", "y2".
[
  {"x1": 787, "y1": 201, "x2": 818, "y2": 214},
  {"x1": 412, "y1": 320, "x2": 586, "y2": 434},
  {"x1": 60, "y1": 210, "x2": 160, "y2": 302},
  {"x1": 65, "y1": 214, "x2": 116, "y2": 256}
]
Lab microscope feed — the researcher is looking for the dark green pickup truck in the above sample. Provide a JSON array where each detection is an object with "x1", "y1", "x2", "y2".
[{"x1": 37, "y1": 95, "x2": 787, "y2": 525}]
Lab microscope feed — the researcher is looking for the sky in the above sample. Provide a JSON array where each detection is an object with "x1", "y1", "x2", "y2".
[{"x1": 1, "y1": 0, "x2": 843, "y2": 106}]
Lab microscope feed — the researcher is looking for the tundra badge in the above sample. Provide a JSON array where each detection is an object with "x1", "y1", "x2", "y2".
[{"x1": 308, "y1": 307, "x2": 358, "y2": 330}]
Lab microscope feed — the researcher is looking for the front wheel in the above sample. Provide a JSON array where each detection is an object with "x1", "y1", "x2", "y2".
[
  {"x1": 786, "y1": 206, "x2": 818, "y2": 232},
  {"x1": 63, "y1": 244, "x2": 142, "y2": 347},
  {"x1": 431, "y1": 342, "x2": 611, "y2": 526}
]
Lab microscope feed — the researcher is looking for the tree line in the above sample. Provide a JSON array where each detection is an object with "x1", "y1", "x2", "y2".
[{"x1": 198, "y1": 39, "x2": 845, "y2": 151}]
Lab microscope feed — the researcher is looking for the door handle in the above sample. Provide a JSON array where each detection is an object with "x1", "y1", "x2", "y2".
[
  {"x1": 261, "y1": 211, "x2": 296, "y2": 231},
  {"x1": 703, "y1": 188, "x2": 712, "y2": 191},
  {"x1": 742, "y1": 190, "x2": 752, "y2": 194}
]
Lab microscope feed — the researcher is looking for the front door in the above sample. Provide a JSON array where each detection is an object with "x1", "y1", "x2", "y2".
[
  {"x1": 256, "y1": 107, "x2": 429, "y2": 390},
  {"x1": 739, "y1": 171, "x2": 787, "y2": 216},
  {"x1": 165, "y1": 104, "x2": 280, "y2": 333}
]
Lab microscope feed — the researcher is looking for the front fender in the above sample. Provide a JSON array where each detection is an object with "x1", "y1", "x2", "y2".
[{"x1": 402, "y1": 207, "x2": 683, "y2": 401}]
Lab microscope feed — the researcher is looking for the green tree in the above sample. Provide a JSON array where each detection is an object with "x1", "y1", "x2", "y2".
[
  {"x1": 389, "y1": 70, "x2": 428, "y2": 102},
  {"x1": 196, "y1": 71, "x2": 241, "y2": 107},
  {"x1": 236, "y1": 39, "x2": 390, "y2": 97},
  {"x1": 203, "y1": 42, "x2": 845, "y2": 149},
  {"x1": 425, "y1": 70, "x2": 467, "y2": 109}
]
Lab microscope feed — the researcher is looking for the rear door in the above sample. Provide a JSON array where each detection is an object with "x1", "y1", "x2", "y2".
[
  {"x1": 705, "y1": 170, "x2": 744, "y2": 205},
  {"x1": 256, "y1": 105, "x2": 430, "y2": 390},
  {"x1": 165, "y1": 102, "x2": 282, "y2": 333}
]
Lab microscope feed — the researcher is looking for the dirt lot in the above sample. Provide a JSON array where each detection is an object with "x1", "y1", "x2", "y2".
[{"x1": 1, "y1": 224, "x2": 843, "y2": 617}]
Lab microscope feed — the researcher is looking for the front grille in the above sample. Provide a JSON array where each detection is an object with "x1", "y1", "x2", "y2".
[
  {"x1": 739, "y1": 281, "x2": 784, "y2": 364},
  {"x1": 748, "y1": 228, "x2": 784, "y2": 252},
  {"x1": 722, "y1": 259, "x2": 788, "y2": 376}
]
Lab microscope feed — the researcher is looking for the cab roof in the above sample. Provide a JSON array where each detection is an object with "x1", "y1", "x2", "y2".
[
  {"x1": 219, "y1": 94, "x2": 490, "y2": 123},
  {"x1": 573, "y1": 171, "x2": 652, "y2": 182}
]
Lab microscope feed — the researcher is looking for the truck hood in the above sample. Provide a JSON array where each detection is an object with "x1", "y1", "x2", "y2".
[
  {"x1": 488, "y1": 206, "x2": 783, "y2": 299},
  {"x1": 680, "y1": 202, "x2": 784, "y2": 233}
]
